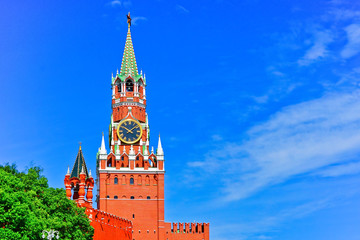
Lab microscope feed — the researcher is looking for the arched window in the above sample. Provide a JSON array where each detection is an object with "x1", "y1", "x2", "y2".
[
  {"x1": 114, "y1": 177, "x2": 118, "y2": 184},
  {"x1": 145, "y1": 175, "x2": 150, "y2": 185},
  {"x1": 126, "y1": 79, "x2": 134, "y2": 92},
  {"x1": 130, "y1": 177, "x2": 134, "y2": 185},
  {"x1": 138, "y1": 175, "x2": 142, "y2": 185},
  {"x1": 116, "y1": 80, "x2": 121, "y2": 92},
  {"x1": 136, "y1": 156, "x2": 139, "y2": 160},
  {"x1": 121, "y1": 156, "x2": 124, "y2": 161},
  {"x1": 114, "y1": 195, "x2": 118, "y2": 199},
  {"x1": 130, "y1": 196, "x2": 134, "y2": 199},
  {"x1": 122, "y1": 175, "x2": 126, "y2": 185},
  {"x1": 147, "y1": 196, "x2": 150, "y2": 199},
  {"x1": 107, "y1": 159, "x2": 112, "y2": 167},
  {"x1": 106, "y1": 195, "x2": 110, "y2": 198}
]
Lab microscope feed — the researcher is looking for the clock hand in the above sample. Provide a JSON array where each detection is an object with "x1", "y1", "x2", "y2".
[
  {"x1": 126, "y1": 126, "x2": 138, "y2": 134},
  {"x1": 121, "y1": 126, "x2": 133, "y2": 133}
]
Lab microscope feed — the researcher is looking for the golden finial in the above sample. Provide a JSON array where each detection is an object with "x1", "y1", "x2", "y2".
[
  {"x1": 102, "y1": 132, "x2": 104, "y2": 136},
  {"x1": 79, "y1": 141, "x2": 82, "y2": 150},
  {"x1": 127, "y1": 12, "x2": 132, "y2": 28}
]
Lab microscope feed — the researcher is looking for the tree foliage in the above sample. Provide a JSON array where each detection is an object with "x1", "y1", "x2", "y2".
[{"x1": 0, "y1": 164, "x2": 94, "y2": 240}]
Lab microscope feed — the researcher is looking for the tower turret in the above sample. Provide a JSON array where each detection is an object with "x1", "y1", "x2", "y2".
[{"x1": 64, "y1": 145, "x2": 94, "y2": 208}]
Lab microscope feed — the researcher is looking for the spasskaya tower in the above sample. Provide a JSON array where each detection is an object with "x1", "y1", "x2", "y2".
[{"x1": 95, "y1": 13, "x2": 209, "y2": 240}]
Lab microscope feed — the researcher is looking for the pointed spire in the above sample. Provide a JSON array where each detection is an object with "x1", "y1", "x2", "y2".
[
  {"x1": 157, "y1": 134, "x2": 164, "y2": 156},
  {"x1": 129, "y1": 145, "x2": 135, "y2": 156},
  {"x1": 120, "y1": 13, "x2": 139, "y2": 77},
  {"x1": 70, "y1": 147, "x2": 89, "y2": 178},
  {"x1": 144, "y1": 145, "x2": 149, "y2": 156},
  {"x1": 151, "y1": 146, "x2": 154, "y2": 154},
  {"x1": 66, "y1": 166, "x2": 70, "y2": 175},
  {"x1": 80, "y1": 165, "x2": 85, "y2": 174},
  {"x1": 100, "y1": 132, "x2": 107, "y2": 155},
  {"x1": 89, "y1": 169, "x2": 92, "y2": 178},
  {"x1": 116, "y1": 144, "x2": 120, "y2": 155}
]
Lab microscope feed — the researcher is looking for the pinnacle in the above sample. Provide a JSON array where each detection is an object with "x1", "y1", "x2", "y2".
[
  {"x1": 70, "y1": 147, "x2": 89, "y2": 179},
  {"x1": 119, "y1": 26, "x2": 139, "y2": 78}
]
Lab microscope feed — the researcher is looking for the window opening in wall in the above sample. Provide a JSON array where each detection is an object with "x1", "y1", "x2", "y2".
[
  {"x1": 114, "y1": 177, "x2": 118, "y2": 184},
  {"x1": 106, "y1": 195, "x2": 109, "y2": 198},
  {"x1": 126, "y1": 79, "x2": 134, "y2": 92},
  {"x1": 136, "y1": 156, "x2": 139, "y2": 160},
  {"x1": 116, "y1": 81, "x2": 121, "y2": 92},
  {"x1": 121, "y1": 156, "x2": 124, "y2": 160},
  {"x1": 114, "y1": 195, "x2": 118, "y2": 199},
  {"x1": 130, "y1": 196, "x2": 134, "y2": 199},
  {"x1": 133, "y1": 214, "x2": 135, "y2": 219},
  {"x1": 147, "y1": 196, "x2": 150, "y2": 199},
  {"x1": 130, "y1": 177, "x2": 134, "y2": 185}
]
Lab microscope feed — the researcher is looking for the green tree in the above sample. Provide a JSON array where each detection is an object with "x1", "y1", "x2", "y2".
[{"x1": 0, "y1": 164, "x2": 94, "y2": 240}]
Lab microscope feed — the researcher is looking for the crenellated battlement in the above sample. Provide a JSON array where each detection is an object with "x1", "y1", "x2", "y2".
[
  {"x1": 164, "y1": 222, "x2": 210, "y2": 240},
  {"x1": 84, "y1": 207, "x2": 133, "y2": 239}
]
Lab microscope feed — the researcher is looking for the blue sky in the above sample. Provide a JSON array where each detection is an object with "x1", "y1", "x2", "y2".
[{"x1": 1, "y1": 0, "x2": 360, "y2": 239}]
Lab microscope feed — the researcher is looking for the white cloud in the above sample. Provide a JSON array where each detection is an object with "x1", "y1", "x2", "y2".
[
  {"x1": 341, "y1": 24, "x2": 360, "y2": 59},
  {"x1": 211, "y1": 134, "x2": 223, "y2": 141},
  {"x1": 298, "y1": 30, "x2": 334, "y2": 65},
  {"x1": 212, "y1": 199, "x2": 333, "y2": 239},
  {"x1": 176, "y1": 4, "x2": 190, "y2": 14},
  {"x1": 329, "y1": 9, "x2": 360, "y2": 21},
  {"x1": 191, "y1": 89, "x2": 360, "y2": 201},
  {"x1": 108, "y1": 0, "x2": 121, "y2": 7},
  {"x1": 317, "y1": 161, "x2": 360, "y2": 177},
  {"x1": 132, "y1": 16, "x2": 147, "y2": 26}
]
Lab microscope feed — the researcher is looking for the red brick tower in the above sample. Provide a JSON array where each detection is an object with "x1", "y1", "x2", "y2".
[
  {"x1": 64, "y1": 145, "x2": 94, "y2": 209},
  {"x1": 96, "y1": 13, "x2": 209, "y2": 240},
  {"x1": 96, "y1": 13, "x2": 165, "y2": 240}
]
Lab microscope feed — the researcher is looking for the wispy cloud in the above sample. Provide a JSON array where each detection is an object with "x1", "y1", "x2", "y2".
[
  {"x1": 341, "y1": 24, "x2": 360, "y2": 59},
  {"x1": 213, "y1": 199, "x2": 334, "y2": 239},
  {"x1": 132, "y1": 16, "x2": 147, "y2": 26},
  {"x1": 176, "y1": 4, "x2": 190, "y2": 14},
  {"x1": 316, "y1": 161, "x2": 360, "y2": 177},
  {"x1": 107, "y1": 0, "x2": 122, "y2": 7},
  {"x1": 106, "y1": 0, "x2": 131, "y2": 8},
  {"x1": 190, "y1": 89, "x2": 360, "y2": 201},
  {"x1": 298, "y1": 29, "x2": 334, "y2": 66}
]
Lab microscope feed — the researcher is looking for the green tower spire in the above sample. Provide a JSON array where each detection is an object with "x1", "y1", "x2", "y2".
[
  {"x1": 70, "y1": 145, "x2": 89, "y2": 179},
  {"x1": 119, "y1": 13, "x2": 139, "y2": 78}
]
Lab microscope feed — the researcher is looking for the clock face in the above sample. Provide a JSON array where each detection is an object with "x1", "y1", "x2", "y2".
[{"x1": 117, "y1": 119, "x2": 143, "y2": 144}]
